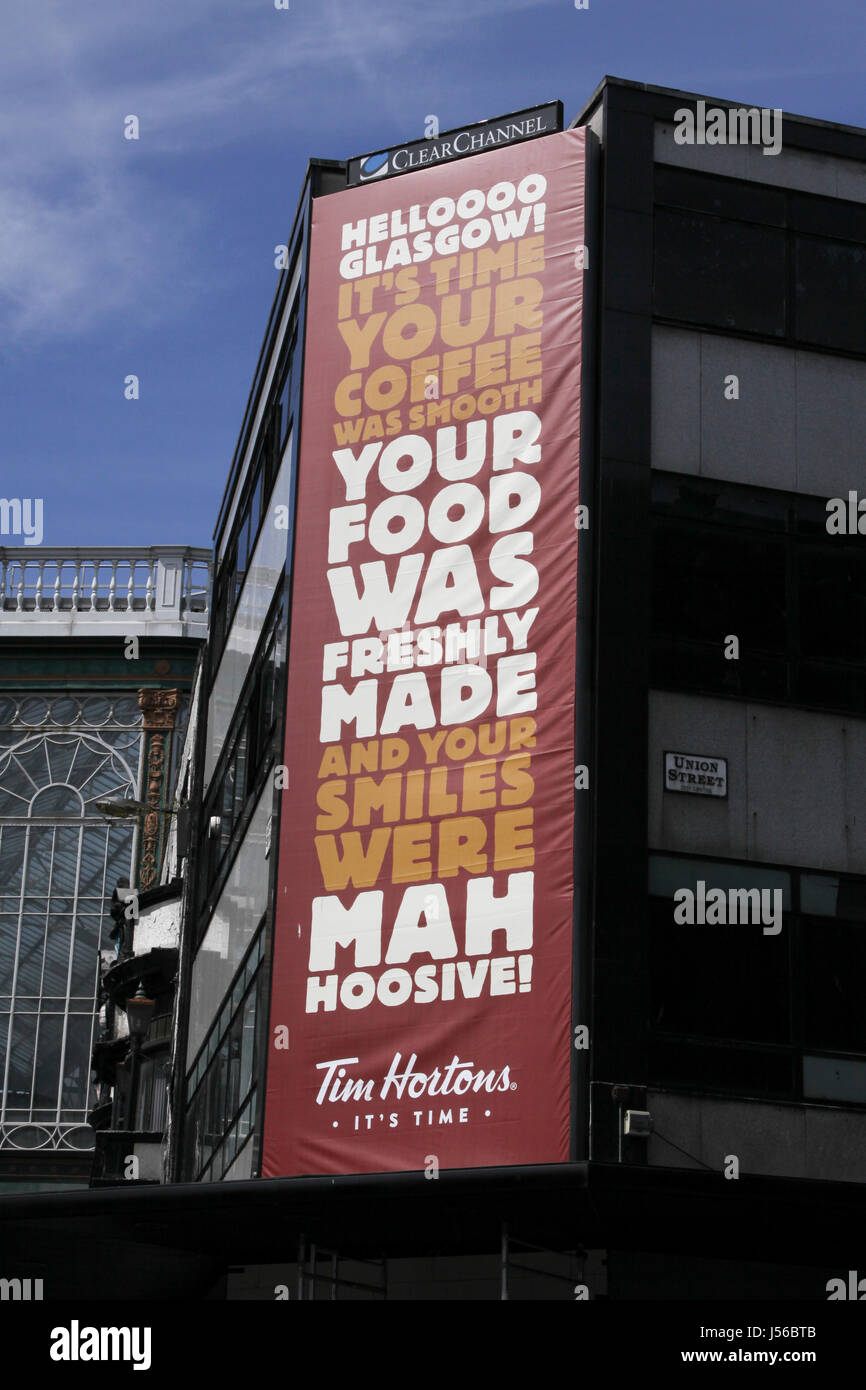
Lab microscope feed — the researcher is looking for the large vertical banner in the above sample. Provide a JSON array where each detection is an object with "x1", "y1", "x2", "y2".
[{"x1": 263, "y1": 129, "x2": 586, "y2": 1176}]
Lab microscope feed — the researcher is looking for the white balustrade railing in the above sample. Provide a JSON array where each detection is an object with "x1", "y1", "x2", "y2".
[{"x1": 0, "y1": 547, "x2": 211, "y2": 624}]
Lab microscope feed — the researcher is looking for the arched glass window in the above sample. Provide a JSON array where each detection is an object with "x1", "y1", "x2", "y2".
[{"x1": 0, "y1": 695, "x2": 143, "y2": 1152}]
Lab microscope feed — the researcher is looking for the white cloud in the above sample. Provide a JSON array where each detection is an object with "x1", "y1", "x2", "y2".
[{"x1": 0, "y1": 0, "x2": 547, "y2": 344}]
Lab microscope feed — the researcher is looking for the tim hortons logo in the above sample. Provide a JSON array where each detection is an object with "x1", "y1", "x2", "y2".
[{"x1": 314, "y1": 1051, "x2": 512, "y2": 1105}]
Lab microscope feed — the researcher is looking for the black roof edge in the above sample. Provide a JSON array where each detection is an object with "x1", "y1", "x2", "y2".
[
  {"x1": 570, "y1": 74, "x2": 866, "y2": 145},
  {"x1": 0, "y1": 1162, "x2": 589, "y2": 1221},
  {"x1": 5, "y1": 1161, "x2": 866, "y2": 1229}
]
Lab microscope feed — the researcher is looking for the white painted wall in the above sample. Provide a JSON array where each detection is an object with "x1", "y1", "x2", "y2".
[
  {"x1": 652, "y1": 325, "x2": 866, "y2": 496},
  {"x1": 133, "y1": 899, "x2": 180, "y2": 953}
]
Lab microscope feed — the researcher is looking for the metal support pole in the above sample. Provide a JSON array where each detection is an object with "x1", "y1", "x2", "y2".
[
  {"x1": 500, "y1": 1221, "x2": 509, "y2": 1301},
  {"x1": 128, "y1": 1038, "x2": 141, "y2": 1131},
  {"x1": 296, "y1": 1235, "x2": 305, "y2": 1301}
]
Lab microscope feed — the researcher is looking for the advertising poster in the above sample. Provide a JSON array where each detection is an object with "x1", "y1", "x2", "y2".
[{"x1": 263, "y1": 127, "x2": 586, "y2": 1176}]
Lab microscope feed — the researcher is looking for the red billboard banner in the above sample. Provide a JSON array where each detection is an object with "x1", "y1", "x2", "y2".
[{"x1": 263, "y1": 128, "x2": 587, "y2": 1176}]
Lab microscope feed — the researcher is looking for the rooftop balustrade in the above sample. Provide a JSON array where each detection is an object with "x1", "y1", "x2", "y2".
[{"x1": 0, "y1": 546, "x2": 212, "y2": 637}]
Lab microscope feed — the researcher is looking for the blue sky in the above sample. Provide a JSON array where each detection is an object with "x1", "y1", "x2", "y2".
[{"x1": 1, "y1": 0, "x2": 863, "y2": 551}]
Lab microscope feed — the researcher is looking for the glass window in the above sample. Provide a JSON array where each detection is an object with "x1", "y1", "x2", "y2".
[
  {"x1": 803, "y1": 1056, "x2": 866, "y2": 1104},
  {"x1": 795, "y1": 237, "x2": 866, "y2": 354},
  {"x1": 803, "y1": 916, "x2": 866, "y2": 1053},
  {"x1": 248, "y1": 469, "x2": 263, "y2": 552},
  {"x1": 654, "y1": 173, "x2": 866, "y2": 355},
  {"x1": 798, "y1": 547, "x2": 866, "y2": 663},
  {"x1": 200, "y1": 599, "x2": 283, "y2": 912},
  {"x1": 187, "y1": 793, "x2": 271, "y2": 1067},
  {"x1": 654, "y1": 208, "x2": 787, "y2": 336},
  {"x1": 649, "y1": 855, "x2": 791, "y2": 909},
  {"x1": 239, "y1": 987, "x2": 257, "y2": 1104},
  {"x1": 236, "y1": 512, "x2": 251, "y2": 590},
  {"x1": 220, "y1": 754, "x2": 236, "y2": 835},
  {"x1": 32, "y1": 1013, "x2": 63, "y2": 1108},
  {"x1": 233, "y1": 724, "x2": 248, "y2": 824},
  {"x1": 0, "y1": 824, "x2": 26, "y2": 896},
  {"x1": 182, "y1": 937, "x2": 263, "y2": 1180},
  {"x1": 209, "y1": 364, "x2": 290, "y2": 685},
  {"x1": 650, "y1": 856, "x2": 866, "y2": 1104},
  {"x1": 652, "y1": 476, "x2": 866, "y2": 716},
  {"x1": 225, "y1": 1021, "x2": 242, "y2": 1127},
  {"x1": 43, "y1": 912, "x2": 73, "y2": 995},
  {"x1": 6, "y1": 1012, "x2": 37, "y2": 1109},
  {"x1": 277, "y1": 318, "x2": 299, "y2": 452},
  {"x1": 800, "y1": 873, "x2": 839, "y2": 917},
  {"x1": 655, "y1": 166, "x2": 787, "y2": 227},
  {"x1": 653, "y1": 523, "x2": 787, "y2": 650},
  {"x1": 0, "y1": 696, "x2": 141, "y2": 1148},
  {"x1": 649, "y1": 897, "x2": 790, "y2": 1045},
  {"x1": 650, "y1": 1035, "x2": 795, "y2": 1097}
]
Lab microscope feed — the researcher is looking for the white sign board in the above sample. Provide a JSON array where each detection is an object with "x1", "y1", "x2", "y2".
[{"x1": 664, "y1": 751, "x2": 727, "y2": 797}]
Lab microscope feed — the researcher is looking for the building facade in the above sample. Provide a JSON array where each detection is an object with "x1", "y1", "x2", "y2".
[
  {"x1": 0, "y1": 546, "x2": 209, "y2": 1193},
  {"x1": 1, "y1": 79, "x2": 865, "y2": 1299},
  {"x1": 576, "y1": 75, "x2": 866, "y2": 1298}
]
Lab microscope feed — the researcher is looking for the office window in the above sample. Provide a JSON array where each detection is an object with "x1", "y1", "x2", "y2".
[
  {"x1": 209, "y1": 295, "x2": 302, "y2": 683},
  {"x1": 210, "y1": 412, "x2": 279, "y2": 680},
  {"x1": 801, "y1": 873, "x2": 866, "y2": 1056},
  {"x1": 649, "y1": 861, "x2": 791, "y2": 1046},
  {"x1": 200, "y1": 597, "x2": 285, "y2": 920},
  {"x1": 653, "y1": 524, "x2": 787, "y2": 649},
  {"x1": 654, "y1": 167, "x2": 866, "y2": 357},
  {"x1": 183, "y1": 926, "x2": 264, "y2": 1182},
  {"x1": 134, "y1": 1054, "x2": 169, "y2": 1133},
  {"x1": 649, "y1": 855, "x2": 866, "y2": 1103},
  {"x1": 797, "y1": 545, "x2": 866, "y2": 663},
  {"x1": 654, "y1": 208, "x2": 787, "y2": 336},
  {"x1": 275, "y1": 307, "x2": 300, "y2": 455},
  {"x1": 795, "y1": 237, "x2": 866, "y2": 354},
  {"x1": 651, "y1": 475, "x2": 866, "y2": 715},
  {"x1": 803, "y1": 916, "x2": 866, "y2": 1054}
]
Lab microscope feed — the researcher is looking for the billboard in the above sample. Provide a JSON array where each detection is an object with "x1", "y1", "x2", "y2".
[
  {"x1": 263, "y1": 128, "x2": 587, "y2": 1177},
  {"x1": 347, "y1": 102, "x2": 563, "y2": 186}
]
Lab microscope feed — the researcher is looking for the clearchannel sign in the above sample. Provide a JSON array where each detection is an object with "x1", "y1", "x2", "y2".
[{"x1": 347, "y1": 102, "x2": 563, "y2": 187}]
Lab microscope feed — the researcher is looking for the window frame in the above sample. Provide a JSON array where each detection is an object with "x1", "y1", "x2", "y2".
[
  {"x1": 648, "y1": 850, "x2": 866, "y2": 1107},
  {"x1": 651, "y1": 473, "x2": 866, "y2": 717}
]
